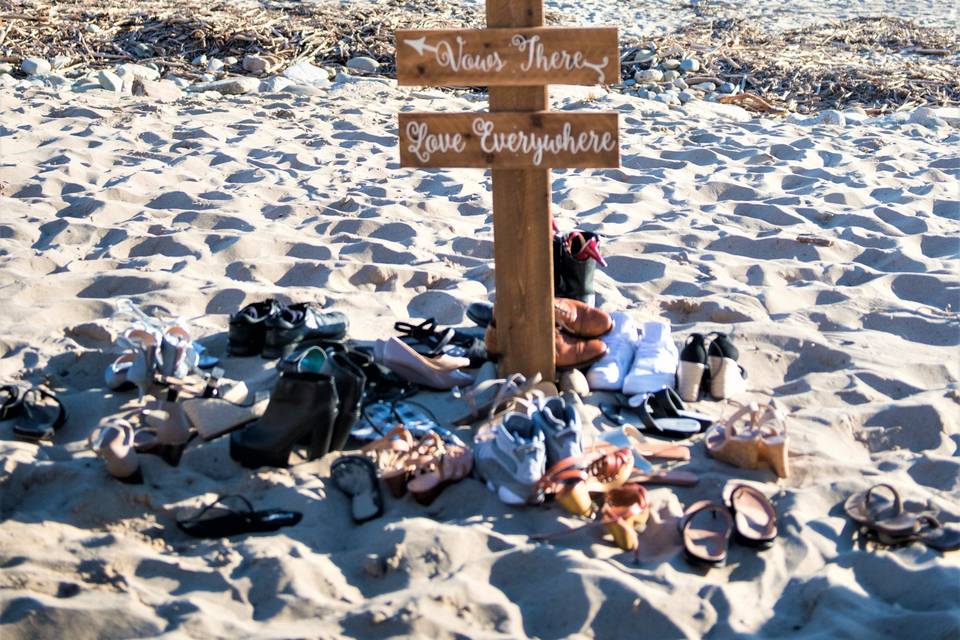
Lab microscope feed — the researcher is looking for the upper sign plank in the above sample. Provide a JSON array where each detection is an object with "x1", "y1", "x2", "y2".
[
  {"x1": 396, "y1": 27, "x2": 619, "y2": 87},
  {"x1": 398, "y1": 111, "x2": 619, "y2": 169}
]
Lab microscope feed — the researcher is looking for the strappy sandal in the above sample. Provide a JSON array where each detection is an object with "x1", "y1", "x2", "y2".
[
  {"x1": 725, "y1": 484, "x2": 777, "y2": 548},
  {"x1": 362, "y1": 425, "x2": 418, "y2": 497},
  {"x1": 89, "y1": 418, "x2": 142, "y2": 484},
  {"x1": 407, "y1": 442, "x2": 474, "y2": 505},
  {"x1": 601, "y1": 483, "x2": 650, "y2": 551},
  {"x1": 705, "y1": 400, "x2": 789, "y2": 478},
  {"x1": 176, "y1": 495, "x2": 302, "y2": 538},
  {"x1": 0, "y1": 385, "x2": 23, "y2": 421},
  {"x1": 680, "y1": 501, "x2": 733, "y2": 567},
  {"x1": 540, "y1": 445, "x2": 634, "y2": 517},
  {"x1": 452, "y1": 372, "x2": 541, "y2": 425},
  {"x1": 844, "y1": 484, "x2": 928, "y2": 538},
  {"x1": 12, "y1": 387, "x2": 66, "y2": 442},
  {"x1": 596, "y1": 417, "x2": 691, "y2": 462},
  {"x1": 395, "y1": 318, "x2": 456, "y2": 357},
  {"x1": 878, "y1": 514, "x2": 960, "y2": 552}
]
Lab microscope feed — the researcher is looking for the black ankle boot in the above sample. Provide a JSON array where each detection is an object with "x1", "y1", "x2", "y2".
[
  {"x1": 230, "y1": 371, "x2": 338, "y2": 468},
  {"x1": 326, "y1": 352, "x2": 366, "y2": 453},
  {"x1": 553, "y1": 233, "x2": 598, "y2": 306}
]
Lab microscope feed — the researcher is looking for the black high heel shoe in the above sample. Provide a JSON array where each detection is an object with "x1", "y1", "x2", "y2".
[{"x1": 230, "y1": 370, "x2": 339, "y2": 468}]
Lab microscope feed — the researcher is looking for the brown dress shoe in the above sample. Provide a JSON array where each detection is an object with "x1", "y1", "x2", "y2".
[
  {"x1": 555, "y1": 331, "x2": 607, "y2": 369},
  {"x1": 486, "y1": 324, "x2": 607, "y2": 370},
  {"x1": 554, "y1": 299, "x2": 613, "y2": 338}
]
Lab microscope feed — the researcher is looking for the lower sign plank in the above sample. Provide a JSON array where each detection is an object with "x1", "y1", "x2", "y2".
[{"x1": 398, "y1": 111, "x2": 619, "y2": 169}]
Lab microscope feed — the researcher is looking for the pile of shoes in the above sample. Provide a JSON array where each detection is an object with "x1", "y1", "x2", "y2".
[
  {"x1": 485, "y1": 298, "x2": 613, "y2": 369},
  {"x1": 228, "y1": 299, "x2": 348, "y2": 359}
]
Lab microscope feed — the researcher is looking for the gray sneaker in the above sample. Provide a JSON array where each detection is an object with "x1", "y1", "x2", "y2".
[
  {"x1": 533, "y1": 396, "x2": 583, "y2": 467},
  {"x1": 473, "y1": 412, "x2": 546, "y2": 505}
]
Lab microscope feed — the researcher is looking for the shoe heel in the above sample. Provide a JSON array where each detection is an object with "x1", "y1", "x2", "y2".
[
  {"x1": 556, "y1": 482, "x2": 593, "y2": 517},
  {"x1": 383, "y1": 470, "x2": 410, "y2": 497},
  {"x1": 709, "y1": 357, "x2": 745, "y2": 400},
  {"x1": 606, "y1": 520, "x2": 639, "y2": 551},
  {"x1": 229, "y1": 437, "x2": 290, "y2": 469},
  {"x1": 410, "y1": 481, "x2": 447, "y2": 506},
  {"x1": 677, "y1": 361, "x2": 705, "y2": 402}
]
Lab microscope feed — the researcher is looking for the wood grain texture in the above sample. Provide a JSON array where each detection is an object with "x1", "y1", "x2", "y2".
[
  {"x1": 396, "y1": 27, "x2": 618, "y2": 87},
  {"x1": 398, "y1": 111, "x2": 620, "y2": 169},
  {"x1": 486, "y1": 0, "x2": 556, "y2": 379}
]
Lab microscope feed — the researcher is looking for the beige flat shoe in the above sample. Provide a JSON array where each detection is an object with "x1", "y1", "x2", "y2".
[{"x1": 376, "y1": 337, "x2": 473, "y2": 390}]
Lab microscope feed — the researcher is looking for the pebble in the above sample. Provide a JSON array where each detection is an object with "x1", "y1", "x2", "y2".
[
  {"x1": 97, "y1": 69, "x2": 123, "y2": 92},
  {"x1": 637, "y1": 89, "x2": 656, "y2": 100},
  {"x1": 660, "y1": 59, "x2": 680, "y2": 70},
  {"x1": 283, "y1": 61, "x2": 331, "y2": 87},
  {"x1": 623, "y1": 79, "x2": 636, "y2": 86},
  {"x1": 51, "y1": 55, "x2": 71, "y2": 70},
  {"x1": 0, "y1": 74, "x2": 16, "y2": 87},
  {"x1": 243, "y1": 55, "x2": 269, "y2": 74},
  {"x1": 43, "y1": 74, "x2": 69, "y2": 88},
  {"x1": 704, "y1": 92, "x2": 719, "y2": 102},
  {"x1": 132, "y1": 78, "x2": 183, "y2": 102},
  {"x1": 21, "y1": 57, "x2": 51, "y2": 75},
  {"x1": 662, "y1": 70, "x2": 680, "y2": 82},
  {"x1": 346, "y1": 56, "x2": 379, "y2": 73},
  {"x1": 718, "y1": 82, "x2": 736, "y2": 94},
  {"x1": 679, "y1": 58, "x2": 700, "y2": 73},
  {"x1": 656, "y1": 92, "x2": 680, "y2": 106},
  {"x1": 673, "y1": 78, "x2": 688, "y2": 90},
  {"x1": 224, "y1": 56, "x2": 238, "y2": 66},
  {"x1": 693, "y1": 82, "x2": 716, "y2": 91},
  {"x1": 207, "y1": 59, "x2": 225, "y2": 73},
  {"x1": 131, "y1": 43, "x2": 151, "y2": 57},
  {"x1": 635, "y1": 68, "x2": 663, "y2": 83},
  {"x1": 0, "y1": 63, "x2": 12, "y2": 75},
  {"x1": 191, "y1": 54, "x2": 207, "y2": 66},
  {"x1": 678, "y1": 89, "x2": 696, "y2": 104},
  {"x1": 85, "y1": 24, "x2": 101, "y2": 34},
  {"x1": 191, "y1": 76, "x2": 260, "y2": 95},
  {"x1": 167, "y1": 75, "x2": 191, "y2": 89}
]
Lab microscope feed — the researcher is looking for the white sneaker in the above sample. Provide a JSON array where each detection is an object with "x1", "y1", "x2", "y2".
[
  {"x1": 622, "y1": 321, "x2": 679, "y2": 396},
  {"x1": 586, "y1": 312, "x2": 639, "y2": 391}
]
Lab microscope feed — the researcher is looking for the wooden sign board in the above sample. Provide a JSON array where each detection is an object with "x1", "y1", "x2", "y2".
[
  {"x1": 396, "y1": 27, "x2": 619, "y2": 86},
  {"x1": 399, "y1": 111, "x2": 619, "y2": 169}
]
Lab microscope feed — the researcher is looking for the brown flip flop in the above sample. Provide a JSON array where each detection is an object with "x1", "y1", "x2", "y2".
[
  {"x1": 844, "y1": 484, "x2": 919, "y2": 538},
  {"x1": 679, "y1": 501, "x2": 733, "y2": 567},
  {"x1": 725, "y1": 485, "x2": 777, "y2": 548}
]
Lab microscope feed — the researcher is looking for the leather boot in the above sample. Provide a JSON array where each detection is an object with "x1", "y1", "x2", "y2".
[
  {"x1": 326, "y1": 351, "x2": 366, "y2": 453},
  {"x1": 230, "y1": 371, "x2": 338, "y2": 468},
  {"x1": 554, "y1": 234, "x2": 598, "y2": 306}
]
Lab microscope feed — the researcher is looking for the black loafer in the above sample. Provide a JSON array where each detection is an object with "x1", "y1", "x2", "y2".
[
  {"x1": 262, "y1": 303, "x2": 348, "y2": 359},
  {"x1": 228, "y1": 299, "x2": 282, "y2": 357}
]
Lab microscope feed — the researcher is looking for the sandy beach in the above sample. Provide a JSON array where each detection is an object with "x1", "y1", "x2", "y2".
[{"x1": 1, "y1": 1, "x2": 958, "y2": 638}]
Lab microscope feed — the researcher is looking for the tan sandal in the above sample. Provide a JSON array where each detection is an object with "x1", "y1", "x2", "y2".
[
  {"x1": 540, "y1": 445, "x2": 634, "y2": 517},
  {"x1": 601, "y1": 483, "x2": 650, "y2": 551},
  {"x1": 407, "y1": 443, "x2": 473, "y2": 505},
  {"x1": 705, "y1": 400, "x2": 789, "y2": 478}
]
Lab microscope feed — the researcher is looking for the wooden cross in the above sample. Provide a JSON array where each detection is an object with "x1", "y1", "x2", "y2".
[{"x1": 396, "y1": 0, "x2": 620, "y2": 378}]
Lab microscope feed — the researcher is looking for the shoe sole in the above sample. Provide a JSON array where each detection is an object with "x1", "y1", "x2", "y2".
[{"x1": 709, "y1": 356, "x2": 745, "y2": 400}]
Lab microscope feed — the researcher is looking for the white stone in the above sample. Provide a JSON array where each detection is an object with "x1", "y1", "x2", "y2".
[
  {"x1": 259, "y1": 76, "x2": 292, "y2": 93},
  {"x1": 0, "y1": 63, "x2": 13, "y2": 75},
  {"x1": 678, "y1": 89, "x2": 696, "y2": 103},
  {"x1": 718, "y1": 82, "x2": 736, "y2": 93},
  {"x1": 680, "y1": 58, "x2": 700, "y2": 73},
  {"x1": 51, "y1": 55, "x2": 71, "y2": 69},
  {"x1": 224, "y1": 56, "x2": 238, "y2": 66},
  {"x1": 97, "y1": 70, "x2": 123, "y2": 92},
  {"x1": 243, "y1": 55, "x2": 269, "y2": 74},
  {"x1": 117, "y1": 64, "x2": 160, "y2": 82},
  {"x1": 85, "y1": 24, "x2": 101, "y2": 34},
  {"x1": 693, "y1": 82, "x2": 716, "y2": 91},
  {"x1": 283, "y1": 61, "x2": 331, "y2": 87},
  {"x1": 662, "y1": 70, "x2": 680, "y2": 81},
  {"x1": 634, "y1": 68, "x2": 663, "y2": 83},
  {"x1": 673, "y1": 78, "x2": 688, "y2": 90},
  {"x1": 661, "y1": 59, "x2": 680, "y2": 70},
  {"x1": 191, "y1": 54, "x2": 208, "y2": 66},
  {"x1": 167, "y1": 75, "x2": 191, "y2": 89},
  {"x1": 656, "y1": 92, "x2": 679, "y2": 106},
  {"x1": 191, "y1": 76, "x2": 260, "y2": 95},
  {"x1": 207, "y1": 59, "x2": 225, "y2": 73},
  {"x1": 21, "y1": 58, "x2": 51, "y2": 75},
  {"x1": 346, "y1": 56, "x2": 379, "y2": 73}
]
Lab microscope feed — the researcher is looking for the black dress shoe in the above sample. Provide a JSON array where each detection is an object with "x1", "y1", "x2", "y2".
[
  {"x1": 230, "y1": 370, "x2": 338, "y2": 468},
  {"x1": 228, "y1": 299, "x2": 282, "y2": 356},
  {"x1": 262, "y1": 303, "x2": 349, "y2": 359}
]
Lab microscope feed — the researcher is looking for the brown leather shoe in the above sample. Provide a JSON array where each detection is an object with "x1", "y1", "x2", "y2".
[
  {"x1": 486, "y1": 324, "x2": 607, "y2": 370},
  {"x1": 554, "y1": 298, "x2": 612, "y2": 338},
  {"x1": 555, "y1": 332, "x2": 607, "y2": 369}
]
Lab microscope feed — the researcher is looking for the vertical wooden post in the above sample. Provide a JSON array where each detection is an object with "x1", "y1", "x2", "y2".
[{"x1": 486, "y1": 0, "x2": 556, "y2": 380}]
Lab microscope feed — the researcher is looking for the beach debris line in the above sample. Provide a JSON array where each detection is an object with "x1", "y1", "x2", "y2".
[{"x1": 396, "y1": 1, "x2": 620, "y2": 377}]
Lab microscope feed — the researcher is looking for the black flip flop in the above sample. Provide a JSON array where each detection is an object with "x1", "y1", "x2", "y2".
[
  {"x1": 649, "y1": 389, "x2": 714, "y2": 431},
  {"x1": 331, "y1": 455, "x2": 384, "y2": 524},
  {"x1": 633, "y1": 394, "x2": 701, "y2": 439},
  {"x1": 0, "y1": 385, "x2": 23, "y2": 421},
  {"x1": 395, "y1": 318, "x2": 455, "y2": 357},
  {"x1": 176, "y1": 495, "x2": 302, "y2": 539},
  {"x1": 12, "y1": 387, "x2": 66, "y2": 441}
]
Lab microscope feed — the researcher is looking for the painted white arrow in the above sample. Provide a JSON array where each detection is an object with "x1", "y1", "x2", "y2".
[{"x1": 404, "y1": 37, "x2": 439, "y2": 56}]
